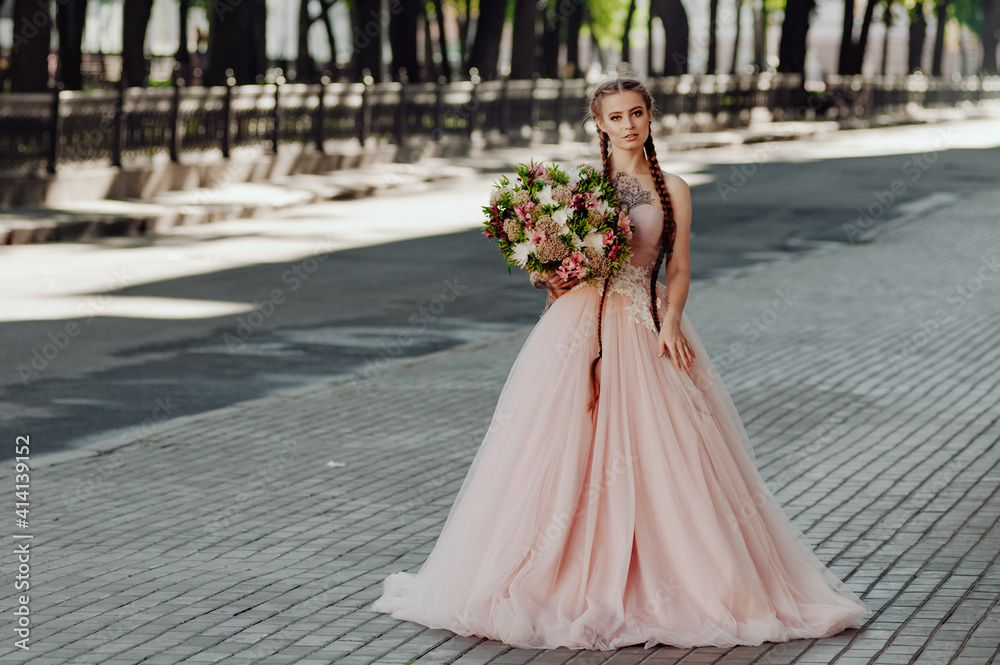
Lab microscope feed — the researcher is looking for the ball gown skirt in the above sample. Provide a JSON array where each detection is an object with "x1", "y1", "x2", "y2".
[{"x1": 370, "y1": 200, "x2": 868, "y2": 650}]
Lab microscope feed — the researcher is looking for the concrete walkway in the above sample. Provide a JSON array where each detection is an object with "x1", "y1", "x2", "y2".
[{"x1": 2, "y1": 188, "x2": 999, "y2": 664}]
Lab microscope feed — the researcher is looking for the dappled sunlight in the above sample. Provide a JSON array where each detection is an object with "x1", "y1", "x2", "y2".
[{"x1": 1, "y1": 296, "x2": 255, "y2": 322}]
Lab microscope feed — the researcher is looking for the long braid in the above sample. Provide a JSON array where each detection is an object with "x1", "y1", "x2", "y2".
[
  {"x1": 589, "y1": 127, "x2": 613, "y2": 408},
  {"x1": 644, "y1": 133, "x2": 675, "y2": 332},
  {"x1": 586, "y1": 73, "x2": 669, "y2": 407}
]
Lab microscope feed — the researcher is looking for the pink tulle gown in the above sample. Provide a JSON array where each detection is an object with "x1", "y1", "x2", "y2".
[{"x1": 371, "y1": 175, "x2": 868, "y2": 650}]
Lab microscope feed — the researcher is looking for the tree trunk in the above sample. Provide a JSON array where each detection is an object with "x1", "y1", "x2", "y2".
[
  {"x1": 566, "y1": 0, "x2": 584, "y2": 77},
  {"x1": 656, "y1": 0, "x2": 690, "y2": 75},
  {"x1": 983, "y1": 0, "x2": 1000, "y2": 74},
  {"x1": 730, "y1": 0, "x2": 744, "y2": 74},
  {"x1": 177, "y1": 0, "x2": 190, "y2": 66},
  {"x1": 708, "y1": 0, "x2": 719, "y2": 73},
  {"x1": 467, "y1": 0, "x2": 508, "y2": 79},
  {"x1": 510, "y1": 0, "x2": 538, "y2": 79},
  {"x1": 423, "y1": 5, "x2": 435, "y2": 80},
  {"x1": 319, "y1": 0, "x2": 337, "y2": 77},
  {"x1": 753, "y1": 0, "x2": 766, "y2": 72},
  {"x1": 541, "y1": 1, "x2": 562, "y2": 78},
  {"x1": 457, "y1": 0, "x2": 471, "y2": 73},
  {"x1": 390, "y1": 0, "x2": 420, "y2": 81},
  {"x1": 432, "y1": 0, "x2": 452, "y2": 80},
  {"x1": 931, "y1": 0, "x2": 948, "y2": 75},
  {"x1": 351, "y1": 0, "x2": 382, "y2": 81},
  {"x1": 205, "y1": 0, "x2": 268, "y2": 85},
  {"x1": 56, "y1": 0, "x2": 88, "y2": 90},
  {"x1": 10, "y1": 0, "x2": 51, "y2": 92},
  {"x1": 851, "y1": 0, "x2": 879, "y2": 73},
  {"x1": 123, "y1": 0, "x2": 153, "y2": 87},
  {"x1": 909, "y1": 1, "x2": 927, "y2": 72},
  {"x1": 297, "y1": 0, "x2": 315, "y2": 82},
  {"x1": 777, "y1": 0, "x2": 816, "y2": 74},
  {"x1": 880, "y1": 0, "x2": 893, "y2": 75},
  {"x1": 622, "y1": 0, "x2": 637, "y2": 66},
  {"x1": 839, "y1": 0, "x2": 855, "y2": 74}
]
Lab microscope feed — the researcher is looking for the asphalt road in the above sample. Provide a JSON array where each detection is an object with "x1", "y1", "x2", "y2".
[{"x1": 3, "y1": 115, "x2": 1000, "y2": 461}]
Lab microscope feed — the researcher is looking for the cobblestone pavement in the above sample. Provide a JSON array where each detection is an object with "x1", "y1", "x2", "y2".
[{"x1": 2, "y1": 189, "x2": 999, "y2": 664}]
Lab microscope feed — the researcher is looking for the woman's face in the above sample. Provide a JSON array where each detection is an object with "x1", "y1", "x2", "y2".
[{"x1": 595, "y1": 90, "x2": 650, "y2": 151}]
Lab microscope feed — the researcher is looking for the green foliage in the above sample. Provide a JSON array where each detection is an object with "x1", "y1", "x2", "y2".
[{"x1": 588, "y1": 0, "x2": 633, "y2": 48}]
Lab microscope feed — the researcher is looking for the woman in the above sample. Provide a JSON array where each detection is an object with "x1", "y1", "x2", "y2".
[{"x1": 371, "y1": 75, "x2": 868, "y2": 650}]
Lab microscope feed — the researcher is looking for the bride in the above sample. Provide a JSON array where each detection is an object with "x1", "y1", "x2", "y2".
[{"x1": 371, "y1": 74, "x2": 868, "y2": 650}]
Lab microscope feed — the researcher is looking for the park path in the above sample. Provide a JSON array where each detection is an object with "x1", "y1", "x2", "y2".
[{"x1": 1, "y1": 187, "x2": 998, "y2": 664}]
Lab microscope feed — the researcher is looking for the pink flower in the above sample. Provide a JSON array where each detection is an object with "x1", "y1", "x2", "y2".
[
  {"x1": 514, "y1": 202, "x2": 536, "y2": 224},
  {"x1": 555, "y1": 251, "x2": 587, "y2": 280},
  {"x1": 529, "y1": 229, "x2": 547, "y2": 244},
  {"x1": 527, "y1": 163, "x2": 548, "y2": 178},
  {"x1": 603, "y1": 229, "x2": 616, "y2": 246},
  {"x1": 618, "y1": 213, "x2": 633, "y2": 239}
]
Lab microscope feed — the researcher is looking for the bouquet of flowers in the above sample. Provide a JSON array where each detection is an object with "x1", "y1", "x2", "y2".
[{"x1": 482, "y1": 161, "x2": 633, "y2": 286}]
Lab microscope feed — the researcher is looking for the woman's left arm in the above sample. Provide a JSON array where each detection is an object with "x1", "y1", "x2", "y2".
[{"x1": 657, "y1": 174, "x2": 695, "y2": 371}]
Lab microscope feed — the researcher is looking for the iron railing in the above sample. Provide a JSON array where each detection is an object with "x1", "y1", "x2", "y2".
[{"x1": 1, "y1": 73, "x2": 998, "y2": 177}]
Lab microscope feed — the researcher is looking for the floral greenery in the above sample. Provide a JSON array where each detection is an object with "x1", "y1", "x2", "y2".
[{"x1": 482, "y1": 160, "x2": 634, "y2": 286}]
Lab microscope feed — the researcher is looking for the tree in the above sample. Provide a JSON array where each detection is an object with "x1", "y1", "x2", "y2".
[
  {"x1": 122, "y1": 0, "x2": 153, "y2": 86},
  {"x1": 351, "y1": 0, "x2": 382, "y2": 81},
  {"x1": 880, "y1": 0, "x2": 894, "y2": 74},
  {"x1": 931, "y1": 0, "x2": 948, "y2": 75},
  {"x1": 432, "y1": 0, "x2": 452, "y2": 80},
  {"x1": 467, "y1": 0, "x2": 509, "y2": 79},
  {"x1": 839, "y1": 0, "x2": 879, "y2": 74},
  {"x1": 510, "y1": 0, "x2": 539, "y2": 79},
  {"x1": 777, "y1": 0, "x2": 815, "y2": 75},
  {"x1": 298, "y1": 0, "x2": 341, "y2": 82},
  {"x1": 10, "y1": 0, "x2": 51, "y2": 92},
  {"x1": 908, "y1": 1, "x2": 928, "y2": 71},
  {"x1": 731, "y1": 0, "x2": 745, "y2": 74},
  {"x1": 984, "y1": 0, "x2": 1000, "y2": 73},
  {"x1": 650, "y1": 0, "x2": 690, "y2": 75},
  {"x1": 389, "y1": 0, "x2": 420, "y2": 81},
  {"x1": 708, "y1": 0, "x2": 719, "y2": 73},
  {"x1": 56, "y1": 0, "x2": 88, "y2": 90},
  {"x1": 565, "y1": 0, "x2": 586, "y2": 77},
  {"x1": 205, "y1": 0, "x2": 267, "y2": 85},
  {"x1": 541, "y1": 0, "x2": 564, "y2": 78},
  {"x1": 622, "y1": 0, "x2": 637, "y2": 65}
]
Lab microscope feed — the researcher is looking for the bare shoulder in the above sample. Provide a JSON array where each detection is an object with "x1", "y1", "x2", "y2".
[{"x1": 661, "y1": 172, "x2": 690, "y2": 201}]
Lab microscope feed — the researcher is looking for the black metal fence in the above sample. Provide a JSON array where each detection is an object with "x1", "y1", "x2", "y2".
[{"x1": 1, "y1": 73, "x2": 998, "y2": 177}]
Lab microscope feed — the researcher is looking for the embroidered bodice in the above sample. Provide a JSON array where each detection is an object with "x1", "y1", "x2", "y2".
[{"x1": 606, "y1": 173, "x2": 665, "y2": 332}]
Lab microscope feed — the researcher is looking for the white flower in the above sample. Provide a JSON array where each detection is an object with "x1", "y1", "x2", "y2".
[
  {"x1": 569, "y1": 233, "x2": 584, "y2": 249},
  {"x1": 510, "y1": 242, "x2": 531, "y2": 267},
  {"x1": 596, "y1": 199, "x2": 610, "y2": 215},
  {"x1": 583, "y1": 231, "x2": 604, "y2": 250},
  {"x1": 538, "y1": 184, "x2": 556, "y2": 207},
  {"x1": 552, "y1": 208, "x2": 570, "y2": 234}
]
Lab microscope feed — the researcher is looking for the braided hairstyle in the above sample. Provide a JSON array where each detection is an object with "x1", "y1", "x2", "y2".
[{"x1": 586, "y1": 75, "x2": 677, "y2": 405}]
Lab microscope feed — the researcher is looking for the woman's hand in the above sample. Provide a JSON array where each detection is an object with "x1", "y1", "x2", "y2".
[
  {"x1": 534, "y1": 270, "x2": 579, "y2": 298},
  {"x1": 657, "y1": 311, "x2": 695, "y2": 371}
]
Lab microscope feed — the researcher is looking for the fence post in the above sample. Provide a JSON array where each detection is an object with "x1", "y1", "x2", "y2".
[
  {"x1": 222, "y1": 68, "x2": 235, "y2": 158},
  {"x1": 433, "y1": 74, "x2": 446, "y2": 139},
  {"x1": 358, "y1": 69, "x2": 373, "y2": 146},
  {"x1": 46, "y1": 82, "x2": 63, "y2": 175},
  {"x1": 111, "y1": 78, "x2": 126, "y2": 168},
  {"x1": 169, "y1": 75, "x2": 183, "y2": 163},
  {"x1": 394, "y1": 68, "x2": 409, "y2": 147},
  {"x1": 468, "y1": 67, "x2": 480, "y2": 138},
  {"x1": 554, "y1": 77, "x2": 565, "y2": 142},
  {"x1": 314, "y1": 75, "x2": 329, "y2": 153},
  {"x1": 271, "y1": 69, "x2": 284, "y2": 154},
  {"x1": 500, "y1": 75, "x2": 510, "y2": 137}
]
